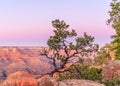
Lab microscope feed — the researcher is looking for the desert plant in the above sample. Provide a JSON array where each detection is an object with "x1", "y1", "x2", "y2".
[
  {"x1": 40, "y1": 19, "x2": 98, "y2": 76},
  {"x1": 81, "y1": 67, "x2": 102, "y2": 81},
  {"x1": 104, "y1": 78, "x2": 120, "y2": 86},
  {"x1": 59, "y1": 62, "x2": 102, "y2": 82}
]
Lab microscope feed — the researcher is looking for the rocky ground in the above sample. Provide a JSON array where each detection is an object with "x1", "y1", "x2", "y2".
[
  {"x1": 38, "y1": 76, "x2": 104, "y2": 86},
  {"x1": 0, "y1": 71, "x2": 104, "y2": 86}
]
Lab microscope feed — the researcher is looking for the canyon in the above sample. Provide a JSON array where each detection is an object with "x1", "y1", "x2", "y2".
[
  {"x1": 0, "y1": 46, "x2": 105, "y2": 86},
  {"x1": 0, "y1": 46, "x2": 53, "y2": 83}
]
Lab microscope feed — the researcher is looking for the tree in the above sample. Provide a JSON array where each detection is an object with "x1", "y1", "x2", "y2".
[
  {"x1": 41, "y1": 19, "x2": 98, "y2": 76},
  {"x1": 107, "y1": 0, "x2": 120, "y2": 57}
]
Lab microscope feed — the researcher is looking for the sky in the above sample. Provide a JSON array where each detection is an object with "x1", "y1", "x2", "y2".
[{"x1": 0, "y1": 0, "x2": 115, "y2": 46}]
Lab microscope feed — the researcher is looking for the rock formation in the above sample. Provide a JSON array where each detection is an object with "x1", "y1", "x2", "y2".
[
  {"x1": 0, "y1": 47, "x2": 53, "y2": 81},
  {"x1": 102, "y1": 60, "x2": 120, "y2": 80},
  {"x1": 0, "y1": 71, "x2": 37, "y2": 86}
]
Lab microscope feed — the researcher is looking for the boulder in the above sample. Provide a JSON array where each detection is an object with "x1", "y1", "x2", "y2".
[
  {"x1": 102, "y1": 60, "x2": 120, "y2": 80},
  {"x1": 0, "y1": 71, "x2": 37, "y2": 86},
  {"x1": 37, "y1": 77, "x2": 58, "y2": 86}
]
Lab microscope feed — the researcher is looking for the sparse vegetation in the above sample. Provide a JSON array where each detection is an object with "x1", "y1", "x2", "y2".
[
  {"x1": 104, "y1": 78, "x2": 120, "y2": 86},
  {"x1": 59, "y1": 64, "x2": 102, "y2": 82}
]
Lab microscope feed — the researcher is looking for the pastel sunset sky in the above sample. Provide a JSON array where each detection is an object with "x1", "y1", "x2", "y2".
[{"x1": 0, "y1": 0, "x2": 115, "y2": 46}]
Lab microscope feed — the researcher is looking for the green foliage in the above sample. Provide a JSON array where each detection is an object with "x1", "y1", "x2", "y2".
[
  {"x1": 59, "y1": 73, "x2": 77, "y2": 80},
  {"x1": 108, "y1": 0, "x2": 120, "y2": 58},
  {"x1": 47, "y1": 19, "x2": 77, "y2": 49},
  {"x1": 114, "y1": 56, "x2": 120, "y2": 60},
  {"x1": 99, "y1": 56, "x2": 107, "y2": 65},
  {"x1": 59, "y1": 63, "x2": 120, "y2": 86},
  {"x1": 47, "y1": 19, "x2": 97, "y2": 52},
  {"x1": 104, "y1": 78, "x2": 120, "y2": 86},
  {"x1": 80, "y1": 67, "x2": 102, "y2": 81},
  {"x1": 94, "y1": 43, "x2": 111, "y2": 65},
  {"x1": 41, "y1": 19, "x2": 98, "y2": 75},
  {"x1": 96, "y1": 52, "x2": 109, "y2": 65},
  {"x1": 59, "y1": 63, "x2": 102, "y2": 82}
]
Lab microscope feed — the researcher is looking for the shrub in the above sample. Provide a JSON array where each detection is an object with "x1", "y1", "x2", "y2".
[
  {"x1": 104, "y1": 78, "x2": 120, "y2": 86},
  {"x1": 59, "y1": 64, "x2": 102, "y2": 82},
  {"x1": 114, "y1": 57, "x2": 120, "y2": 60},
  {"x1": 80, "y1": 67, "x2": 102, "y2": 81}
]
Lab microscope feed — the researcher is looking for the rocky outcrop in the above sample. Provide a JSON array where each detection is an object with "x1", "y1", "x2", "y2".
[
  {"x1": 0, "y1": 71, "x2": 37, "y2": 86},
  {"x1": 38, "y1": 77, "x2": 58, "y2": 86},
  {"x1": 102, "y1": 60, "x2": 120, "y2": 80},
  {"x1": 38, "y1": 77, "x2": 104, "y2": 86},
  {"x1": 0, "y1": 71, "x2": 104, "y2": 86},
  {"x1": 59, "y1": 79, "x2": 104, "y2": 86}
]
